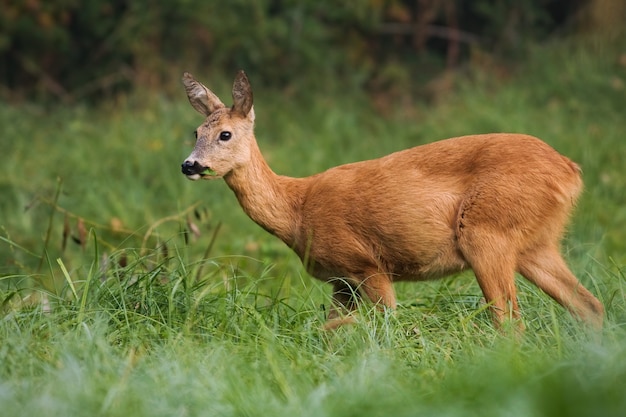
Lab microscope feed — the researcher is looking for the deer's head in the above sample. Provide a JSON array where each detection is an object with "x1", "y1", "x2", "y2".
[{"x1": 181, "y1": 71, "x2": 255, "y2": 180}]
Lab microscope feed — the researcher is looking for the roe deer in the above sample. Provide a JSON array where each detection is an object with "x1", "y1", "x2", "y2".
[{"x1": 180, "y1": 70, "x2": 603, "y2": 330}]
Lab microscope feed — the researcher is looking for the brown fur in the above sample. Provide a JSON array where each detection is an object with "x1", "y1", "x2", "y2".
[{"x1": 181, "y1": 71, "x2": 604, "y2": 330}]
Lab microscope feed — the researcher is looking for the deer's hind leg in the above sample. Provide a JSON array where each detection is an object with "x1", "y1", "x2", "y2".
[
  {"x1": 517, "y1": 245, "x2": 604, "y2": 328},
  {"x1": 455, "y1": 205, "x2": 522, "y2": 325},
  {"x1": 457, "y1": 230, "x2": 521, "y2": 326}
]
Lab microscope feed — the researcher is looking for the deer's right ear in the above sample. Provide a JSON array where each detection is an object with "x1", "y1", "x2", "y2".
[{"x1": 182, "y1": 72, "x2": 224, "y2": 117}]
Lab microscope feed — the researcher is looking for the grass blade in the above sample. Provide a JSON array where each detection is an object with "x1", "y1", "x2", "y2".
[{"x1": 56, "y1": 257, "x2": 78, "y2": 301}]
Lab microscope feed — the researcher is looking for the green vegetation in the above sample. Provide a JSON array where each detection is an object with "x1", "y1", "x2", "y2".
[
  {"x1": 1, "y1": 36, "x2": 626, "y2": 416},
  {"x1": 3, "y1": 0, "x2": 612, "y2": 101}
]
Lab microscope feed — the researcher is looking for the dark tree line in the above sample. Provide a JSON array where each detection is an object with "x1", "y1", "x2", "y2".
[{"x1": 0, "y1": 0, "x2": 620, "y2": 102}]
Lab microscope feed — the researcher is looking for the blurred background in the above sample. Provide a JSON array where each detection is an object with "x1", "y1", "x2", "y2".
[{"x1": 1, "y1": 0, "x2": 623, "y2": 103}]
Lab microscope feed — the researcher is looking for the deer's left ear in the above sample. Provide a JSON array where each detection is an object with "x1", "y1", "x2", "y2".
[{"x1": 232, "y1": 70, "x2": 253, "y2": 118}]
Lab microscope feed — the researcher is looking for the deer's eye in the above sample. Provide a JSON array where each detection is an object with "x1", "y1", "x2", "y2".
[
  {"x1": 219, "y1": 131, "x2": 232, "y2": 141},
  {"x1": 193, "y1": 130, "x2": 198, "y2": 139}
]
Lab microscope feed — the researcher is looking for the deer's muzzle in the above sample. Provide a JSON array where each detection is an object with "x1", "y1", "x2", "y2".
[{"x1": 181, "y1": 160, "x2": 205, "y2": 178}]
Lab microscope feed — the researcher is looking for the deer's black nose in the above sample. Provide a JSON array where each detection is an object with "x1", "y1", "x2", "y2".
[{"x1": 181, "y1": 160, "x2": 204, "y2": 175}]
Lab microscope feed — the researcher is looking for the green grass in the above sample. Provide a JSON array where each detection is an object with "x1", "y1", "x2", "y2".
[{"x1": 1, "y1": 36, "x2": 626, "y2": 416}]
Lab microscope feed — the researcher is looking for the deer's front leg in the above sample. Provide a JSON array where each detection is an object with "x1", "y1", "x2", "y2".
[
  {"x1": 323, "y1": 279, "x2": 361, "y2": 330},
  {"x1": 323, "y1": 273, "x2": 397, "y2": 330},
  {"x1": 360, "y1": 272, "x2": 397, "y2": 310}
]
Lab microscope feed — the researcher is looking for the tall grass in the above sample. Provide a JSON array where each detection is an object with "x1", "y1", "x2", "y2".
[{"x1": 1, "y1": 36, "x2": 625, "y2": 416}]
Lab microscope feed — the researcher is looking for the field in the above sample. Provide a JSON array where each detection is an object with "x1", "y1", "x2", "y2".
[{"x1": 1, "y1": 37, "x2": 626, "y2": 416}]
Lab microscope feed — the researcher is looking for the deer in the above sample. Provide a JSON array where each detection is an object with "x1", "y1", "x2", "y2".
[{"x1": 180, "y1": 70, "x2": 604, "y2": 331}]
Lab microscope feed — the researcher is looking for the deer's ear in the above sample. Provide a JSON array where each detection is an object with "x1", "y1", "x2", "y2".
[
  {"x1": 182, "y1": 72, "x2": 224, "y2": 117},
  {"x1": 231, "y1": 70, "x2": 253, "y2": 117}
]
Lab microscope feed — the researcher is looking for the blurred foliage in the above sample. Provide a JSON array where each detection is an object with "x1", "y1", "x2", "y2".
[{"x1": 0, "y1": 0, "x2": 622, "y2": 102}]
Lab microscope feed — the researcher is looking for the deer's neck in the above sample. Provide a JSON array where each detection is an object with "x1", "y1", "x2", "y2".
[{"x1": 223, "y1": 141, "x2": 306, "y2": 247}]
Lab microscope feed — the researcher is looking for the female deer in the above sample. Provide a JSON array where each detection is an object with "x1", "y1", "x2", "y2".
[{"x1": 180, "y1": 71, "x2": 603, "y2": 330}]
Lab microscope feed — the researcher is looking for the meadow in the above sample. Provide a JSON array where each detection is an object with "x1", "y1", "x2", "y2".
[{"x1": 1, "y1": 36, "x2": 625, "y2": 416}]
